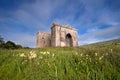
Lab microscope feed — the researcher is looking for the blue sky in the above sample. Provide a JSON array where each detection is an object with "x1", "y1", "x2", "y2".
[{"x1": 0, "y1": 0, "x2": 120, "y2": 48}]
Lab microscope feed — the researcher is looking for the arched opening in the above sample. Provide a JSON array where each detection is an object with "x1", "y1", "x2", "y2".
[{"x1": 66, "y1": 33, "x2": 73, "y2": 47}]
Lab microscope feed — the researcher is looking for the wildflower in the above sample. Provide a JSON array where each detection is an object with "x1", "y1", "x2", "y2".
[
  {"x1": 106, "y1": 53, "x2": 108, "y2": 55},
  {"x1": 22, "y1": 62, "x2": 24, "y2": 64},
  {"x1": 30, "y1": 51, "x2": 32, "y2": 54},
  {"x1": 40, "y1": 52, "x2": 44, "y2": 54},
  {"x1": 52, "y1": 53, "x2": 55, "y2": 57},
  {"x1": 95, "y1": 53, "x2": 98, "y2": 56},
  {"x1": 110, "y1": 49, "x2": 113, "y2": 52},
  {"x1": 43, "y1": 52, "x2": 46, "y2": 54},
  {"x1": 86, "y1": 57, "x2": 88, "y2": 59},
  {"x1": 48, "y1": 62, "x2": 50, "y2": 67},
  {"x1": 41, "y1": 51, "x2": 50, "y2": 55},
  {"x1": 20, "y1": 53, "x2": 26, "y2": 57},
  {"x1": 41, "y1": 52, "x2": 49, "y2": 55},
  {"x1": 80, "y1": 53, "x2": 83, "y2": 57},
  {"x1": 46, "y1": 51, "x2": 50, "y2": 54},
  {"x1": 86, "y1": 54, "x2": 88, "y2": 57},
  {"x1": 99, "y1": 57, "x2": 102, "y2": 60},
  {"x1": 89, "y1": 58, "x2": 91, "y2": 62},
  {"x1": 99, "y1": 56, "x2": 104, "y2": 60},
  {"x1": 75, "y1": 52, "x2": 78, "y2": 55},
  {"x1": 28, "y1": 51, "x2": 37, "y2": 60}
]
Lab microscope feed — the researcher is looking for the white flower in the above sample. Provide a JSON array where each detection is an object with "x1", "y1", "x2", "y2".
[
  {"x1": 99, "y1": 56, "x2": 104, "y2": 60},
  {"x1": 28, "y1": 51, "x2": 37, "y2": 60},
  {"x1": 41, "y1": 51, "x2": 48, "y2": 55},
  {"x1": 80, "y1": 53, "x2": 83, "y2": 57},
  {"x1": 75, "y1": 52, "x2": 78, "y2": 55},
  {"x1": 86, "y1": 57, "x2": 88, "y2": 59},
  {"x1": 86, "y1": 54, "x2": 88, "y2": 57},
  {"x1": 46, "y1": 51, "x2": 50, "y2": 54},
  {"x1": 48, "y1": 62, "x2": 50, "y2": 67},
  {"x1": 40, "y1": 51, "x2": 50, "y2": 55},
  {"x1": 95, "y1": 53, "x2": 98, "y2": 56},
  {"x1": 20, "y1": 53, "x2": 26, "y2": 57}
]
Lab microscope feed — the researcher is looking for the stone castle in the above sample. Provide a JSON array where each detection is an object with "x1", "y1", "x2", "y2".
[{"x1": 37, "y1": 23, "x2": 78, "y2": 48}]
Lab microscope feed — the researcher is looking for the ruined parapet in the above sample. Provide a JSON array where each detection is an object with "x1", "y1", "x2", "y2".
[
  {"x1": 52, "y1": 23, "x2": 77, "y2": 31},
  {"x1": 37, "y1": 32, "x2": 51, "y2": 48}
]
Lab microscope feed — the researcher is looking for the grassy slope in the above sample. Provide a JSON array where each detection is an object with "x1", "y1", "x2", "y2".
[
  {"x1": 0, "y1": 40, "x2": 120, "y2": 80},
  {"x1": 85, "y1": 38, "x2": 120, "y2": 46}
]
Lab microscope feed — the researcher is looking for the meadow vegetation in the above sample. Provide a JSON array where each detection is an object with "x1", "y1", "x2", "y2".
[{"x1": 0, "y1": 44, "x2": 120, "y2": 80}]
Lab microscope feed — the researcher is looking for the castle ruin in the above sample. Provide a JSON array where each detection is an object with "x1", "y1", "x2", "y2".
[{"x1": 37, "y1": 23, "x2": 78, "y2": 48}]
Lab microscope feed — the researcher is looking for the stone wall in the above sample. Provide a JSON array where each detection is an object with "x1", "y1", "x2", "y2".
[
  {"x1": 37, "y1": 23, "x2": 78, "y2": 48},
  {"x1": 51, "y1": 23, "x2": 78, "y2": 47},
  {"x1": 37, "y1": 32, "x2": 51, "y2": 48}
]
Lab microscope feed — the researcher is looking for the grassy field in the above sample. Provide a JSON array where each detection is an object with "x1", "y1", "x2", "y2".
[{"x1": 0, "y1": 44, "x2": 120, "y2": 80}]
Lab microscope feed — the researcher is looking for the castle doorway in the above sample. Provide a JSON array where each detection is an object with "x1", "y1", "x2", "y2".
[{"x1": 66, "y1": 33, "x2": 73, "y2": 47}]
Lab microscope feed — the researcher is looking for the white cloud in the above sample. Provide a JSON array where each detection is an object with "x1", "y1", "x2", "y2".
[{"x1": 79, "y1": 25, "x2": 120, "y2": 45}]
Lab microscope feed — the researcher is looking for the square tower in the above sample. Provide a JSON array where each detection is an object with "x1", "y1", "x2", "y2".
[{"x1": 51, "y1": 23, "x2": 78, "y2": 47}]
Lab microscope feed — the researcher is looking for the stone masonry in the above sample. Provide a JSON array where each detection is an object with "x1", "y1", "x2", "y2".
[{"x1": 37, "y1": 23, "x2": 78, "y2": 48}]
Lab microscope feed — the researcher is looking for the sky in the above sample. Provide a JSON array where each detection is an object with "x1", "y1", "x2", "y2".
[{"x1": 0, "y1": 0, "x2": 120, "y2": 48}]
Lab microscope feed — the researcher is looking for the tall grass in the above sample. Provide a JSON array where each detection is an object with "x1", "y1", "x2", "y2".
[{"x1": 0, "y1": 44, "x2": 120, "y2": 80}]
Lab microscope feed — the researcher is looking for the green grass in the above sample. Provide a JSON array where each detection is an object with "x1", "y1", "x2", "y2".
[{"x1": 0, "y1": 44, "x2": 120, "y2": 80}]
